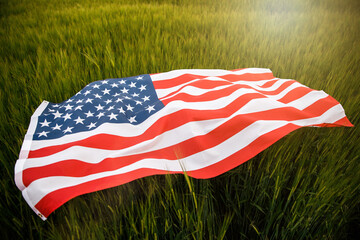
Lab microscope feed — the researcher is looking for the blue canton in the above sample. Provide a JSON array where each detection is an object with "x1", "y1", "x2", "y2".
[{"x1": 34, "y1": 74, "x2": 164, "y2": 140}]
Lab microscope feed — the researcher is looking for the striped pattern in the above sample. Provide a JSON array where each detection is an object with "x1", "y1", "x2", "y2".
[{"x1": 15, "y1": 68, "x2": 352, "y2": 220}]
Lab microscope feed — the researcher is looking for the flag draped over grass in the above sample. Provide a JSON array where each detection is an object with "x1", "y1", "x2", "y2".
[{"x1": 14, "y1": 68, "x2": 352, "y2": 220}]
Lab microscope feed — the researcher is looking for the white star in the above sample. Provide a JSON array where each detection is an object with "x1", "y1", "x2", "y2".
[
  {"x1": 95, "y1": 104, "x2": 104, "y2": 111},
  {"x1": 107, "y1": 105, "x2": 115, "y2": 111},
  {"x1": 62, "y1": 113, "x2": 72, "y2": 121},
  {"x1": 96, "y1": 112, "x2": 105, "y2": 119},
  {"x1": 92, "y1": 84, "x2": 100, "y2": 89},
  {"x1": 111, "y1": 83, "x2": 118, "y2": 88},
  {"x1": 132, "y1": 92, "x2": 139, "y2": 97},
  {"x1": 101, "y1": 80, "x2": 108, "y2": 84},
  {"x1": 63, "y1": 126, "x2": 73, "y2": 134},
  {"x1": 76, "y1": 99, "x2": 83, "y2": 104},
  {"x1": 85, "y1": 111, "x2": 94, "y2": 118},
  {"x1": 115, "y1": 98, "x2": 123, "y2": 103},
  {"x1": 52, "y1": 124, "x2": 62, "y2": 130},
  {"x1": 66, "y1": 99, "x2": 73, "y2": 103},
  {"x1": 87, "y1": 122, "x2": 96, "y2": 129},
  {"x1": 113, "y1": 93, "x2": 121, "y2": 97},
  {"x1": 48, "y1": 108, "x2": 55, "y2": 112},
  {"x1": 129, "y1": 82, "x2": 136, "y2": 88},
  {"x1": 124, "y1": 96, "x2": 131, "y2": 100},
  {"x1": 94, "y1": 93, "x2": 102, "y2": 99},
  {"x1": 145, "y1": 105, "x2": 155, "y2": 113},
  {"x1": 74, "y1": 116, "x2": 85, "y2": 124},
  {"x1": 85, "y1": 98, "x2": 93, "y2": 103},
  {"x1": 139, "y1": 85, "x2": 147, "y2": 91},
  {"x1": 121, "y1": 87, "x2": 129, "y2": 94},
  {"x1": 39, "y1": 119, "x2": 51, "y2": 127},
  {"x1": 126, "y1": 104, "x2": 134, "y2": 112},
  {"x1": 118, "y1": 107, "x2": 125, "y2": 114},
  {"x1": 105, "y1": 99, "x2": 112, "y2": 104},
  {"x1": 108, "y1": 112, "x2": 118, "y2": 120},
  {"x1": 135, "y1": 100, "x2": 142, "y2": 105},
  {"x1": 38, "y1": 131, "x2": 49, "y2": 137},
  {"x1": 75, "y1": 105, "x2": 83, "y2": 111},
  {"x1": 128, "y1": 116, "x2": 137, "y2": 123},
  {"x1": 53, "y1": 104, "x2": 60, "y2": 108},
  {"x1": 136, "y1": 76, "x2": 143, "y2": 80},
  {"x1": 102, "y1": 88, "x2": 110, "y2": 95},
  {"x1": 142, "y1": 96, "x2": 150, "y2": 102},
  {"x1": 84, "y1": 90, "x2": 91, "y2": 96},
  {"x1": 52, "y1": 110, "x2": 62, "y2": 119},
  {"x1": 119, "y1": 80, "x2": 126, "y2": 84},
  {"x1": 64, "y1": 104, "x2": 73, "y2": 111}
]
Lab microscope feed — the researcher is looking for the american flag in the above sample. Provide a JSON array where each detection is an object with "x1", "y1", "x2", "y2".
[{"x1": 15, "y1": 68, "x2": 352, "y2": 220}]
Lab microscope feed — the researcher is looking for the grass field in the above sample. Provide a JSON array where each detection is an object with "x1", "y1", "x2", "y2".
[{"x1": 1, "y1": 0, "x2": 359, "y2": 239}]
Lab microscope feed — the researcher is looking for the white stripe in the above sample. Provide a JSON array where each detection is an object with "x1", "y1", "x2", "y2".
[
  {"x1": 22, "y1": 104, "x2": 345, "y2": 206},
  {"x1": 158, "y1": 78, "x2": 295, "y2": 101},
  {"x1": 287, "y1": 90, "x2": 328, "y2": 110},
  {"x1": 267, "y1": 81, "x2": 306, "y2": 101},
  {"x1": 151, "y1": 68, "x2": 272, "y2": 81},
  {"x1": 291, "y1": 104, "x2": 345, "y2": 126},
  {"x1": 155, "y1": 77, "x2": 281, "y2": 99}
]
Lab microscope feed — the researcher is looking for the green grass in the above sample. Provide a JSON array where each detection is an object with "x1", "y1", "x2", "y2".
[{"x1": 1, "y1": 0, "x2": 359, "y2": 239}]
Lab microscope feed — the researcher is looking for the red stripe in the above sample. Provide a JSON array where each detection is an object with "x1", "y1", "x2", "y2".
[
  {"x1": 312, "y1": 116, "x2": 353, "y2": 127},
  {"x1": 277, "y1": 86, "x2": 312, "y2": 104},
  {"x1": 332, "y1": 116, "x2": 353, "y2": 127},
  {"x1": 220, "y1": 72, "x2": 274, "y2": 82},
  {"x1": 34, "y1": 123, "x2": 298, "y2": 218},
  {"x1": 301, "y1": 95, "x2": 334, "y2": 115},
  {"x1": 259, "y1": 79, "x2": 280, "y2": 88},
  {"x1": 159, "y1": 79, "x2": 233, "y2": 100},
  {"x1": 159, "y1": 78, "x2": 285, "y2": 102},
  {"x1": 36, "y1": 168, "x2": 172, "y2": 218},
  {"x1": 23, "y1": 96, "x2": 339, "y2": 186},
  {"x1": 308, "y1": 95, "x2": 353, "y2": 127},
  {"x1": 154, "y1": 74, "x2": 207, "y2": 89},
  {"x1": 188, "y1": 123, "x2": 301, "y2": 178},
  {"x1": 153, "y1": 72, "x2": 275, "y2": 89},
  {"x1": 161, "y1": 80, "x2": 296, "y2": 105}
]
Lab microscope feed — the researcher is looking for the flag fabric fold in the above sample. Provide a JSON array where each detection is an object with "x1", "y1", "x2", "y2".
[{"x1": 14, "y1": 68, "x2": 353, "y2": 220}]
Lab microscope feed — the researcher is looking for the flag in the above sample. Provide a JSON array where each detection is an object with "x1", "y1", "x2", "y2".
[{"x1": 14, "y1": 68, "x2": 353, "y2": 220}]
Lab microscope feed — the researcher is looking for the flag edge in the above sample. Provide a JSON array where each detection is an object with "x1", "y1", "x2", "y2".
[{"x1": 15, "y1": 100, "x2": 49, "y2": 191}]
